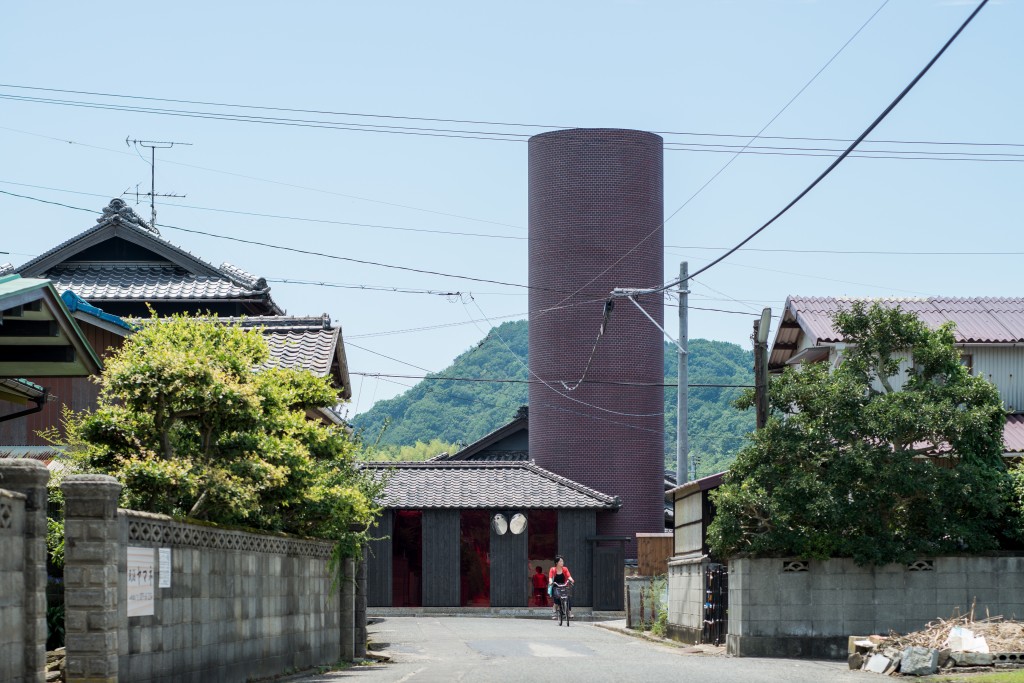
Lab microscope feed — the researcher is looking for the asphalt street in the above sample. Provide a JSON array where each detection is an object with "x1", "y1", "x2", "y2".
[{"x1": 293, "y1": 617, "x2": 868, "y2": 683}]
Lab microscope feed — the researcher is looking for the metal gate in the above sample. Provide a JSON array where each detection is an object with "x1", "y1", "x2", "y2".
[{"x1": 702, "y1": 563, "x2": 728, "y2": 645}]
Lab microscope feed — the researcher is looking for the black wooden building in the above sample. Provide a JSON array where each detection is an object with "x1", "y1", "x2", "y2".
[{"x1": 363, "y1": 461, "x2": 623, "y2": 610}]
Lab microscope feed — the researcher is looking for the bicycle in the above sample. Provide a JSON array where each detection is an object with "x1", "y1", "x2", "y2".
[{"x1": 552, "y1": 583, "x2": 573, "y2": 627}]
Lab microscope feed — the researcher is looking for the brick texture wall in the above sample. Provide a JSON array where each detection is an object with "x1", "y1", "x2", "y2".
[{"x1": 528, "y1": 128, "x2": 665, "y2": 556}]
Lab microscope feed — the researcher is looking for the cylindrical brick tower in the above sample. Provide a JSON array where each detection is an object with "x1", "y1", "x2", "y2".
[{"x1": 528, "y1": 128, "x2": 665, "y2": 557}]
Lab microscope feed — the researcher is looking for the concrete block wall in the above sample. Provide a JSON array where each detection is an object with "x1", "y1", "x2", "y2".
[
  {"x1": 0, "y1": 488, "x2": 29, "y2": 682},
  {"x1": 667, "y1": 557, "x2": 707, "y2": 643},
  {"x1": 0, "y1": 459, "x2": 50, "y2": 683},
  {"x1": 115, "y1": 511, "x2": 341, "y2": 683},
  {"x1": 60, "y1": 473, "x2": 344, "y2": 683},
  {"x1": 728, "y1": 556, "x2": 1024, "y2": 659}
]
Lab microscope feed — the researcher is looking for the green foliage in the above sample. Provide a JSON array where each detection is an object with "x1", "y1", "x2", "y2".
[
  {"x1": 708, "y1": 302, "x2": 1013, "y2": 566},
  {"x1": 361, "y1": 438, "x2": 458, "y2": 462},
  {"x1": 352, "y1": 320, "x2": 529, "y2": 447},
  {"x1": 647, "y1": 576, "x2": 668, "y2": 637},
  {"x1": 55, "y1": 313, "x2": 381, "y2": 558},
  {"x1": 664, "y1": 338, "x2": 755, "y2": 478},
  {"x1": 351, "y1": 320, "x2": 754, "y2": 477}
]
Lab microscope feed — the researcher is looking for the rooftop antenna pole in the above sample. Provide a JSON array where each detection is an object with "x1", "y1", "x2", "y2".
[{"x1": 125, "y1": 137, "x2": 191, "y2": 230}]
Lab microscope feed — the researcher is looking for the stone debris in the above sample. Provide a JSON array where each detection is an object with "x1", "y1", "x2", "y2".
[
  {"x1": 45, "y1": 647, "x2": 65, "y2": 682},
  {"x1": 849, "y1": 615, "x2": 1024, "y2": 676},
  {"x1": 900, "y1": 647, "x2": 939, "y2": 676}
]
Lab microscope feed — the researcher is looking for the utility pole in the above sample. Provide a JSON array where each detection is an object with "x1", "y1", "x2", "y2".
[
  {"x1": 677, "y1": 261, "x2": 689, "y2": 484},
  {"x1": 752, "y1": 307, "x2": 772, "y2": 430},
  {"x1": 125, "y1": 138, "x2": 191, "y2": 230}
]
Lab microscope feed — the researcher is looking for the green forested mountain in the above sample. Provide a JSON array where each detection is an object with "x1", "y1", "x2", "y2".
[{"x1": 350, "y1": 319, "x2": 754, "y2": 478}]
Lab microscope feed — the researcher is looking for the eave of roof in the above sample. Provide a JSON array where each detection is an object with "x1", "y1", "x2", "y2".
[
  {"x1": 60, "y1": 291, "x2": 134, "y2": 333},
  {"x1": 0, "y1": 377, "x2": 47, "y2": 404},
  {"x1": 361, "y1": 461, "x2": 620, "y2": 510},
  {"x1": 667, "y1": 471, "x2": 727, "y2": 498},
  {"x1": 0, "y1": 275, "x2": 102, "y2": 377}
]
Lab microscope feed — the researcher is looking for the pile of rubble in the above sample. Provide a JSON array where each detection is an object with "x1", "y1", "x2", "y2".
[
  {"x1": 45, "y1": 647, "x2": 65, "y2": 682},
  {"x1": 850, "y1": 616, "x2": 1024, "y2": 677}
]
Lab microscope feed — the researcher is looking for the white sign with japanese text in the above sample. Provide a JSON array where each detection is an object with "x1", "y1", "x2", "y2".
[{"x1": 127, "y1": 546, "x2": 155, "y2": 617}]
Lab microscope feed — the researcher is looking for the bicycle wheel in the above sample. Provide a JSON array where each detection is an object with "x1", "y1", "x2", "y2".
[{"x1": 558, "y1": 599, "x2": 564, "y2": 626}]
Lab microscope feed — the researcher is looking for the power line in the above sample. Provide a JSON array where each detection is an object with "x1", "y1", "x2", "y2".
[
  {"x1": 4, "y1": 82, "x2": 1024, "y2": 152},
  {"x1": 652, "y1": 0, "x2": 991, "y2": 296},
  {"x1": 542, "y1": 0, "x2": 893, "y2": 317},
  {"x1": 349, "y1": 372, "x2": 751, "y2": 389},
  {"x1": 0, "y1": 188, "x2": 557, "y2": 292},
  {"x1": 0, "y1": 124, "x2": 522, "y2": 230}
]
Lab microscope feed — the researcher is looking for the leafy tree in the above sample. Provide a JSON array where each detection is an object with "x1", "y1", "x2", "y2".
[
  {"x1": 361, "y1": 438, "x2": 458, "y2": 462},
  {"x1": 51, "y1": 314, "x2": 381, "y2": 558},
  {"x1": 708, "y1": 302, "x2": 1015, "y2": 566}
]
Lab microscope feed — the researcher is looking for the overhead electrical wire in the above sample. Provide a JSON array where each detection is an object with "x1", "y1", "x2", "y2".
[
  {"x1": 4, "y1": 92, "x2": 1021, "y2": 164},
  {"x1": 0, "y1": 124, "x2": 523, "y2": 230},
  {"x1": 649, "y1": 0, "x2": 991, "y2": 296},
  {"x1": 0, "y1": 188, "x2": 556, "y2": 292},
  {"x1": 543, "y1": 0, "x2": 894, "y2": 321},
  {"x1": 348, "y1": 372, "x2": 751, "y2": 389},
  {"x1": 4, "y1": 81, "x2": 1024, "y2": 155}
]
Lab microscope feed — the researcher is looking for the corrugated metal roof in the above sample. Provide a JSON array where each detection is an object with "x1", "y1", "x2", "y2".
[
  {"x1": 361, "y1": 461, "x2": 620, "y2": 510},
  {"x1": 782, "y1": 297, "x2": 1024, "y2": 346},
  {"x1": 1004, "y1": 414, "x2": 1024, "y2": 453}
]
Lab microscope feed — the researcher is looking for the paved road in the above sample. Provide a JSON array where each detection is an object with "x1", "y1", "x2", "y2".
[{"x1": 294, "y1": 617, "x2": 867, "y2": 683}]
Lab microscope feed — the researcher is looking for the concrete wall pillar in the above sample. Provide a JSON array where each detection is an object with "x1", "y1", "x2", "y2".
[
  {"x1": 61, "y1": 474, "x2": 121, "y2": 683},
  {"x1": 340, "y1": 557, "x2": 356, "y2": 661},
  {"x1": 0, "y1": 459, "x2": 50, "y2": 683},
  {"x1": 355, "y1": 554, "x2": 367, "y2": 659}
]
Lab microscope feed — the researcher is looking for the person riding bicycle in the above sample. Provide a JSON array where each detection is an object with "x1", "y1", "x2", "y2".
[{"x1": 548, "y1": 555, "x2": 574, "y2": 620}]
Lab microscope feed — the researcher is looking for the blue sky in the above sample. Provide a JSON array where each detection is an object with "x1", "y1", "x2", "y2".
[{"x1": 1, "y1": 1, "x2": 1020, "y2": 417}]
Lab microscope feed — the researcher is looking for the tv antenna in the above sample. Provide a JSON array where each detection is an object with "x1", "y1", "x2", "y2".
[{"x1": 124, "y1": 137, "x2": 191, "y2": 231}]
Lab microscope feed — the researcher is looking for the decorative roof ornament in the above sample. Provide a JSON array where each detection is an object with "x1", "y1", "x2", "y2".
[
  {"x1": 220, "y1": 262, "x2": 267, "y2": 290},
  {"x1": 0, "y1": 263, "x2": 13, "y2": 276},
  {"x1": 97, "y1": 198, "x2": 159, "y2": 236}
]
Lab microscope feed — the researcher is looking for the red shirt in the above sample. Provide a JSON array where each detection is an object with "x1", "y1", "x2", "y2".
[{"x1": 532, "y1": 572, "x2": 547, "y2": 589}]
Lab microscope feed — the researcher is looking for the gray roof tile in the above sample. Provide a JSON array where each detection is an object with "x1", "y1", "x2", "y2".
[
  {"x1": 361, "y1": 461, "x2": 620, "y2": 510},
  {"x1": 49, "y1": 264, "x2": 256, "y2": 300},
  {"x1": 225, "y1": 315, "x2": 340, "y2": 378}
]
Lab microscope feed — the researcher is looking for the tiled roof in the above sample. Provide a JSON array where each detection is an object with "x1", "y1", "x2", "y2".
[
  {"x1": 18, "y1": 199, "x2": 283, "y2": 314},
  {"x1": 49, "y1": 264, "x2": 257, "y2": 301},
  {"x1": 361, "y1": 461, "x2": 620, "y2": 509},
  {"x1": 226, "y1": 315, "x2": 339, "y2": 376},
  {"x1": 1005, "y1": 414, "x2": 1024, "y2": 453}
]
